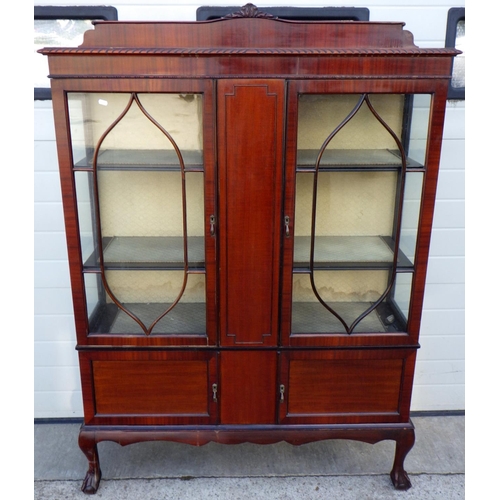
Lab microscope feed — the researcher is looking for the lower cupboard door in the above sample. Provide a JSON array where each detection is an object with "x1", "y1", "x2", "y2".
[
  {"x1": 279, "y1": 349, "x2": 416, "y2": 425},
  {"x1": 79, "y1": 351, "x2": 218, "y2": 425}
]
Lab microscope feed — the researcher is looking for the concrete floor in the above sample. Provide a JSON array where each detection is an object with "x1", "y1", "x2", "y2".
[{"x1": 34, "y1": 415, "x2": 464, "y2": 499}]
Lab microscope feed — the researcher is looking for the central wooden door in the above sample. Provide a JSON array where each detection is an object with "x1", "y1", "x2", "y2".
[
  {"x1": 218, "y1": 80, "x2": 285, "y2": 347},
  {"x1": 217, "y1": 79, "x2": 285, "y2": 423}
]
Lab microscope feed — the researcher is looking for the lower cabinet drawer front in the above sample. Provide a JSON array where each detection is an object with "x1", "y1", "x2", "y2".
[
  {"x1": 282, "y1": 350, "x2": 413, "y2": 424},
  {"x1": 81, "y1": 351, "x2": 218, "y2": 424}
]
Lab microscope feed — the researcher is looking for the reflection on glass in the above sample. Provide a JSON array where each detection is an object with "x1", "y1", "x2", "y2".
[
  {"x1": 452, "y1": 20, "x2": 465, "y2": 89},
  {"x1": 34, "y1": 20, "x2": 93, "y2": 88}
]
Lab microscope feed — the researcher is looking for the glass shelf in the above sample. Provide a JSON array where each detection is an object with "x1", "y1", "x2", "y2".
[
  {"x1": 296, "y1": 149, "x2": 423, "y2": 171},
  {"x1": 89, "y1": 301, "x2": 206, "y2": 335},
  {"x1": 74, "y1": 149, "x2": 204, "y2": 171},
  {"x1": 291, "y1": 300, "x2": 406, "y2": 334},
  {"x1": 293, "y1": 235, "x2": 413, "y2": 270},
  {"x1": 83, "y1": 236, "x2": 205, "y2": 270}
]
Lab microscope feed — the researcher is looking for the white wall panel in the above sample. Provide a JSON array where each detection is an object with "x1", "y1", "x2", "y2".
[
  {"x1": 415, "y1": 360, "x2": 465, "y2": 385},
  {"x1": 369, "y1": 7, "x2": 450, "y2": 42},
  {"x1": 422, "y1": 283, "x2": 465, "y2": 310},
  {"x1": 35, "y1": 315, "x2": 76, "y2": 342},
  {"x1": 34, "y1": 1, "x2": 466, "y2": 417},
  {"x1": 119, "y1": 5, "x2": 200, "y2": 20},
  {"x1": 35, "y1": 367, "x2": 81, "y2": 393},
  {"x1": 418, "y1": 335, "x2": 465, "y2": 361},
  {"x1": 411, "y1": 384, "x2": 464, "y2": 411},
  {"x1": 34, "y1": 172, "x2": 63, "y2": 202},
  {"x1": 35, "y1": 232, "x2": 69, "y2": 261},
  {"x1": 34, "y1": 105, "x2": 56, "y2": 140},
  {"x1": 436, "y1": 170, "x2": 465, "y2": 199},
  {"x1": 420, "y1": 309, "x2": 464, "y2": 336},
  {"x1": 443, "y1": 108, "x2": 466, "y2": 140},
  {"x1": 439, "y1": 140, "x2": 465, "y2": 170},
  {"x1": 35, "y1": 341, "x2": 79, "y2": 367},
  {"x1": 34, "y1": 142, "x2": 58, "y2": 171},
  {"x1": 35, "y1": 203, "x2": 66, "y2": 232},
  {"x1": 33, "y1": 1, "x2": 464, "y2": 7},
  {"x1": 34, "y1": 390, "x2": 84, "y2": 418},
  {"x1": 426, "y1": 257, "x2": 465, "y2": 284},
  {"x1": 428, "y1": 229, "x2": 465, "y2": 256},
  {"x1": 432, "y1": 200, "x2": 465, "y2": 229},
  {"x1": 34, "y1": 288, "x2": 74, "y2": 316},
  {"x1": 34, "y1": 261, "x2": 71, "y2": 288}
]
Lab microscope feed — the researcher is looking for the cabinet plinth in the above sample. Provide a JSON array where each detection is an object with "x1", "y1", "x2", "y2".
[{"x1": 41, "y1": 6, "x2": 458, "y2": 493}]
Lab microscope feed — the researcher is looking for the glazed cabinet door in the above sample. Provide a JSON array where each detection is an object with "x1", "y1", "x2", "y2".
[
  {"x1": 282, "y1": 80, "x2": 438, "y2": 348},
  {"x1": 58, "y1": 80, "x2": 217, "y2": 346}
]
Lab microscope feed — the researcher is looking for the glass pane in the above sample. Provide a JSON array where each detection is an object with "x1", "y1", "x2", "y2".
[
  {"x1": 292, "y1": 271, "x2": 408, "y2": 333},
  {"x1": 297, "y1": 93, "x2": 430, "y2": 169},
  {"x1": 86, "y1": 272, "x2": 206, "y2": 335},
  {"x1": 75, "y1": 171, "x2": 96, "y2": 264},
  {"x1": 98, "y1": 170, "x2": 204, "y2": 259},
  {"x1": 400, "y1": 173, "x2": 424, "y2": 265},
  {"x1": 297, "y1": 94, "x2": 407, "y2": 168},
  {"x1": 76, "y1": 172, "x2": 205, "y2": 268},
  {"x1": 452, "y1": 20, "x2": 465, "y2": 89},
  {"x1": 294, "y1": 171, "x2": 400, "y2": 267},
  {"x1": 392, "y1": 272, "x2": 412, "y2": 324},
  {"x1": 407, "y1": 94, "x2": 431, "y2": 166},
  {"x1": 68, "y1": 93, "x2": 203, "y2": 170},
  {"x1": 34, "y1": 19, "x2": 93, "y2": 88},
  {"x1": 84, "y1": 273, "x2": 100, "y2": 324}
]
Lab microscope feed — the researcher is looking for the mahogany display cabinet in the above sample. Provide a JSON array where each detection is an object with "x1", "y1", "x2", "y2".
[{"x1": 40, "y1": 4, "x2": 458, "y2": 493}]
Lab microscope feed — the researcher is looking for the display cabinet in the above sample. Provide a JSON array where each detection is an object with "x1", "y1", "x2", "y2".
[{"x1": 40, "y1": 5, "x2": 458, "y2": 493}]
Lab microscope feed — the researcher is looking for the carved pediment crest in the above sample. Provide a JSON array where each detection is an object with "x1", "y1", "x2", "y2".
[{"x1": 223, "y1": 3, "x2": 277, "y2": 19}]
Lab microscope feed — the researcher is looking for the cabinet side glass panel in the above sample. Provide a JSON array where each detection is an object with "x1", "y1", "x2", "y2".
[
  {"x1": 400, "y1": 173, "x2": 424, "y2": 265},
  {"x1": 291, "y1": 93, "x2": 428, "y2": 335},
  {"x1": 70, "y1": 92, "x2": 207, "y2": 337},
  {"x1": 407, "y1": 94, "x2": 431, "y2": 167}
]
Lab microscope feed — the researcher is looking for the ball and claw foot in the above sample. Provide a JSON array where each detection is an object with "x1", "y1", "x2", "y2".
[
  {"x1": 78, "y1": 430, "x2": 102, "y2": 494},
  {"x1": 81, "y1": 465, "x2": 102, "y2": 494},
  {"x1": 390, "y1": 467, "x2": 412, "y2": 490},
  {"x1": 390, "y1": 428, "x2": 415, "y2": 490}
]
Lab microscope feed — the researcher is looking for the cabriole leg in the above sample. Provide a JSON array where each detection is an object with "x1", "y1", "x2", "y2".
[
  {"x1": 78, "y1": 429, "x2": 102, "y2": 494},
  {"x1": 390, "y1": 428, "x2": 415, "y2": 490}
]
